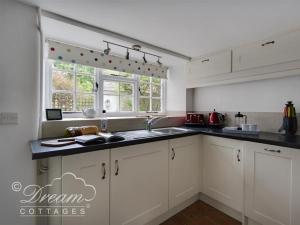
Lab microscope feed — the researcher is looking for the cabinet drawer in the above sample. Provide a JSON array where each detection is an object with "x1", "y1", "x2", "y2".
[
  {"x1": 233, "y1": 30, "x2": 300, "y2": 72},
  {"x1": 187, "y1": 50, "x2": 231, "y2": 79}
]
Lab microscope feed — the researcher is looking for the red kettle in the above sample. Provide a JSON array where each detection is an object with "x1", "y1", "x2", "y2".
[{"x1": 208, "y1": 109, "x2": 225, "y2": 125}]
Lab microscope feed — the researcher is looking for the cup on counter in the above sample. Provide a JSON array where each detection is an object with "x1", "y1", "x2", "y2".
[
  {"x1": 241, "y1": 124, "x2": 250, "y2": 131},
  {"x1": 248, "y1": 124, "x2": 258, "y2": 132}
]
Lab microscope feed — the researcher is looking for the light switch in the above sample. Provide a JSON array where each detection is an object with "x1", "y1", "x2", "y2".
[{"x1": 0, "y1": 112, "x2": 18, "y2": 125}]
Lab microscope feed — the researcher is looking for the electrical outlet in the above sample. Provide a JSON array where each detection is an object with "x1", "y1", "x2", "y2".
[{"x1": 0, "y1": 112, "x2": 18, "y2": 125}]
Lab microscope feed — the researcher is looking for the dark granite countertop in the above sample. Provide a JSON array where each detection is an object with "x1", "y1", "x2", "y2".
[{"x1": 30, "y1": 127, "x2": 300, "y2": 160}]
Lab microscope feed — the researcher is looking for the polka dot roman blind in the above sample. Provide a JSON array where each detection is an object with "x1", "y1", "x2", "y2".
[{"x1": 47, "y1": 40, "x2": 168, "y2": 79}]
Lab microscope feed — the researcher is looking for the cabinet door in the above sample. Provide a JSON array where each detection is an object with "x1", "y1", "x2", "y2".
[
  {"x1": 233, "y1": 30, "x2": 300, "y2": 72},
  {"x1": 244, "y1": 142, "x2": 300, "y2": 225},
  {"x1": 186, "y1": 50, "x2": 231, "y2": 87},
  {"x1": 203, "y1": 136, "x2": 243, "y2": 212},
  {"x1": 110, "y1": 141, "x2": 169, "y2": 225},
  {"x1": 169, "y1": 136, "x2": 201, "y2": 209},
  {"x1": 62, "y1": 150, "x2": 109, "y2": 225}
]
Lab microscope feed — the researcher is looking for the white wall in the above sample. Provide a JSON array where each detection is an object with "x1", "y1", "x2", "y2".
[
  {"x1": 166, "y1": 63, "x2": 187, "y2": 114},
  {"x1": 0, "y1": 1, "x2": 39, "y2": 224},
  {"x1": 193, "y1": 75, "x2": 300, "y2": 112}
]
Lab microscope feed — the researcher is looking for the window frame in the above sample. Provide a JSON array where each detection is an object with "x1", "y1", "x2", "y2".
[{"x1": 45, "y1": 60, "x2": 166, "y2": 118}]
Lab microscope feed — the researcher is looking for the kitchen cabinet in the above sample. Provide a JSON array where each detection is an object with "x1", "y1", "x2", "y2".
[
  {"x1": 233, "y1": 30, "x2": 300, "y2": 72},
  {"x1": 169, "y1": 135, "x2": 201, "y2": 209},
  {"x1": 62, "y1": 150, "x2": 110, "y2": 225},
  {"x1": 202, "y1": 136, "x2": 243, "y2": 212},
  {"x1": 244, "y1": 142, "x2": 300, "y2": 225},
  {"x1": 110, "y1": 141, "x2": 169, "y2": 225},
  {"x1": 186, "y1": 50, "x2": 232, "y2": 87}
]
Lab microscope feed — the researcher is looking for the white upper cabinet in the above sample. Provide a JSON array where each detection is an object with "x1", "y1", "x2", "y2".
[
  {"x1": 169, "y1": 135, "x2": 201, "y2": 209},
  {"x1": 244, "y1": 142, "x2": 300, "y2": 225},
  {"x1": 186, "y1": 50, "x2": 232, "y2": 87},
  {"x1": 110, "y1": 141, "x2": 169, "y2": 225},
  {"x1": 233, "y1": 30, "x2": 300, "y2": 72},
  {"x1": 62, "y1": 150, "x2": 110, "y2": 225},
  {"x1": 202, "y1": 136, "x2": 243, "y2": 212}
]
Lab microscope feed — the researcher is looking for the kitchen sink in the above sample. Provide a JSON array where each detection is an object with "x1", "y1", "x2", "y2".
[
  {"x1": 152, "y1": 127, "x2": 190, "y2": 135},
  {"x1": 114, "y1": 127, "x2": 191, "y2": 140}
]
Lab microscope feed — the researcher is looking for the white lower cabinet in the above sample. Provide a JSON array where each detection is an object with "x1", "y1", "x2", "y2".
[
  {"x1": 169, "y1": 135, "x2": 201, "y2": 209},
  {"x1": 110, "y1": 141, "x2": 169, "y2": 225},
  {"x1": 202, "y1": 136, "x2": 243, "y2": 212},
  {"x1": 244, "y1": 142, "x2": 300, "y2": 225},
  {"x1": 62, "y1": 150, "x2": 110, "y2": 225}
]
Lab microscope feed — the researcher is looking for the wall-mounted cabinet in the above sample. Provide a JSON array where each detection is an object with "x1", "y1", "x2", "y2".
[
  {"x1": 233, "y1": 30, "x2": 300, "y2": 72},
  {"x1": 186, "y1": 29, "x2": 300, "y2": 88},
  {"x1": 186, "y1": 50, "x2": 232, "y2": 88}
]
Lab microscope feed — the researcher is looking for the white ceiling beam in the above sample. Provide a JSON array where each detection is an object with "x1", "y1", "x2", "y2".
[{"x1": 41, "y1": 9, "x2": 192, "y2": 61}]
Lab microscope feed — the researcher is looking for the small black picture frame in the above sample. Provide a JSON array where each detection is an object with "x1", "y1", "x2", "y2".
[{"x1": 46, "y1": 109, "x2": 62, "y2": 120}]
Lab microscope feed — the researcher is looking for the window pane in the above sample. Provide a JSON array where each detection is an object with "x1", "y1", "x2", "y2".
[
  {"x1": 103, "y1": 95, "x2": 119, "y2": 112},
  {"x1": 76, "y1": 94, "x2": 95, "y2": 111},
  {"x1": 52, "y1": 70, "x2": 74, "y2": 91},
  {"x1": 102, "y1": 69, "x2": 133, "y2": 78},
  {"x1": 139, "y1": 98, "x2": 150, "y2": 112},
  {"x1": 152, "y1": 84, "x2": 161, "y2": 97},
  {"x1": 152, "y1": 77, "x2": 161, "y2": 85},
  {"x1": 120, "y1": 83, "x2": 133, "y2": 95},
  {"x1": 120, "y1": 95, "x2": 133, "y2": 112},
  {"x1": 139, "y1": 75, "x2": 150, "y2": 83},
  {"x1": 52, "y1": 92, "x2": 73, "y2": 111},
  {"x1": 53, "y1": 61, "x2": 74, "y2": 72},
  {"x1": 139, "y1": 82, "x2": 150, "y2": 96},
  {"x1": 152, "y1": 98, "x2": 161, "y2": 112},
  {"x1": 76, "y1": 64, "x2": 95, "y2": 75},
  {"x1": 104, "y1": 81, "x2": 119, "y2": 95},
  {"x1": 76, "y1": 75, "x2": 95, "y2": 93}
]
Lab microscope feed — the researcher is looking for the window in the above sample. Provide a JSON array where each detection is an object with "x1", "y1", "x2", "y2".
[
  {"x1": 47, "y1": 60, "x2": 165, "y2": 115},
  {"x1": 50, "y1": 61, "x2": 96, "y2": 112},
  {"x1": 138, "y1": 75, "x2": 162, "y2": 112}
]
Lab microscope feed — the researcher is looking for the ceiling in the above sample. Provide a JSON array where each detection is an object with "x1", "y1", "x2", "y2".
[{"x1": 19, "y1": 0, "x2": 300, "y2": 58}]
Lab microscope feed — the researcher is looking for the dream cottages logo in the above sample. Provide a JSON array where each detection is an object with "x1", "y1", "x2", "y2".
[{"x1": 11, "y1": 172, "x2": 96, "y2": 217}]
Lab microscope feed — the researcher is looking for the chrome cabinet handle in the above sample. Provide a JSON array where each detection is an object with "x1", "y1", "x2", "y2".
[
  {"x1": 237, "y1": 149, "x2": 241, "y2": 162},
  {"x1": 101, "y1": 163, "x2": 106, "y2": 179},
  {"x1": 115, "y1": 160, "x2": 119, "y2": 176},
  {"x1": 201, "y1": 58, "x2": 210, "y2": 63},
  {"x1": 261, "y1": 40, "x2": 275, "y2": 47},
  {"x1": 171, "y1": 148, "x2": 175, "y2": 160},
  {"x1": 264, "y1": 148, "x2": 281, "y2": 153}
]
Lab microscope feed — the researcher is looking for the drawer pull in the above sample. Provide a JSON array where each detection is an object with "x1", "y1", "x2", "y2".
[
  {"x1": 115, "y1": 160, "x2": 119, "y2": 176},
  {"x1": 261, "y1": 40, "x2": 275, "y2": 47},
  {"x1": 171, "y1": 148, "x2": 176, "y2": 160},
  {"x1": 264, "y1": 148, "x2": 281, "y2": 153},
  {"x1": 237, "y1": 149, "x2": 241, "y2": 162},
  {"x1": 101, "y1": 163, "x2": 106, "y2": 179},
  {"x1": 201, "y1": 59, "x2": 210, "y2": 63}
]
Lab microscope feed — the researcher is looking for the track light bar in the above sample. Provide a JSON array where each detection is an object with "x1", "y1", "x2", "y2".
[{"x1": 103, "y1": 40, "x2": 162, "y2": 65}]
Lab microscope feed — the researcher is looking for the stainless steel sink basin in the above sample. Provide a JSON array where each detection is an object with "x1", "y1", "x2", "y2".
[
  {"x1": 152, "y1": 127, "x2": 190, "y2": 135},
  {"x1": 114, "y1": 127, "x2": 191, "y2": 140}
]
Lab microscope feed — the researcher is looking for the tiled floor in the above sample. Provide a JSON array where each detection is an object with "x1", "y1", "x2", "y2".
[{"x1": 160, "y1": 200, "x2": 242, "y2": 225}]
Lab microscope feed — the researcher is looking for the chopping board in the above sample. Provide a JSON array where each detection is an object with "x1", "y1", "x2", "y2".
[{"x1": 41, "y1": 138, "x2": 75, "y2": 147}]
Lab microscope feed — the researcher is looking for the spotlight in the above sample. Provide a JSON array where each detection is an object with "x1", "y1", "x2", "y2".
[
  {"x1": 157, "y1": 57, "x2": 162, "y2": 66},
  {"x1": 104, "y1": 43, "x2": 110, "y2": 55},
  {"x1": 143, "y1": 53, "x2": 147, "y2": 64},
  {"x1": 126, "y1": 48, "x2": 129, "y2": 60}
]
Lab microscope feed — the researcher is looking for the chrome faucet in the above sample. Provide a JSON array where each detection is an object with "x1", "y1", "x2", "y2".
[{"x1": 146, "y1": 116, "x2": 167, "y2": 131}]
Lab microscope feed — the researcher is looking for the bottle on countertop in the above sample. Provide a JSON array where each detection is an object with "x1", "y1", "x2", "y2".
[
  {"x1": 100, "y1": 110, "x2": 108, "y2": 133},
  {"x1": 279, "y1": 101, "x2": 297, "y2": 135}
]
